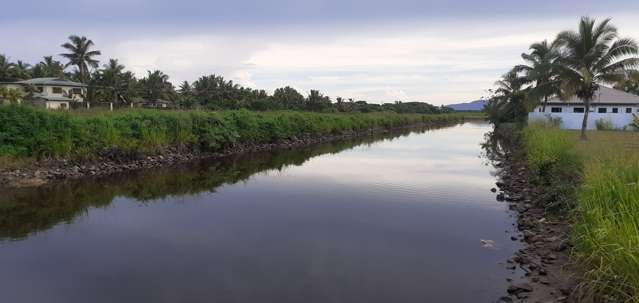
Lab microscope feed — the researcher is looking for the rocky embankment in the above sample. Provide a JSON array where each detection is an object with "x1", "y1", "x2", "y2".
[
  {"x1": 493, "y1": 153, "x2": 579, "y2": 303},
  {"x1": 0, "y1": 124, "x2": 440, "y2": 188}
]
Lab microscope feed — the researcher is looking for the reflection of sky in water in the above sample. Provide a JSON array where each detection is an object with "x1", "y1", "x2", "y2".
[
  {"x1": 251, "y1": 123, "x2": 497, "y2": 207},
  {"x1": 0, "y1": 122, "x2": 520, "y2": 303}
]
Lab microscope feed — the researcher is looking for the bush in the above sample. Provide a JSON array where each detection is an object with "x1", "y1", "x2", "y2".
[
  {"x1": 0, "y1": 105, "x2": 471, "y2": 159},
  {"x1": 595, "y1": 118, "x2": 614, "y2": 131}
]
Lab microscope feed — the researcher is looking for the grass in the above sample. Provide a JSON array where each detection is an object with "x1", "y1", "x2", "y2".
[
  {"x1": 523, "y1": 122, "x2": 639, "y2": 302},
  {"x1": 0, "y1": 105, "x2": 479, "y2": 161}
]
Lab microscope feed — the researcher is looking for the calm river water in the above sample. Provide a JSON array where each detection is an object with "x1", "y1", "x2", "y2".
[{"x1": 0, "y1": 122, "x2": 520, "y2": 303}]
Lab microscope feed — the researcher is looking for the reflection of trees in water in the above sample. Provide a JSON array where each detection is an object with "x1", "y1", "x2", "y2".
[
  {"x1": 480, "y1": 123, "x2": 520, "y2": 165},
  {"x1": 0, "y1": 123, "x2": 460, "y2": 240}
]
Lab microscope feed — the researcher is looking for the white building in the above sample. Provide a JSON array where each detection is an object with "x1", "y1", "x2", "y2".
[
  {"x1": 0, "y1": 77, "x2": 87, "y2": 109},
  {"x1": 528, "y1": 86, "x2": 639, "y2": 130}
]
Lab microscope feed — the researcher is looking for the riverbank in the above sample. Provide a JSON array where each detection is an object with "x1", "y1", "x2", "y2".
[
  {"x1": 0, "y1": 106, "x2": 481, "y2": 187},
  {"x1": 486, "y1": 125, "x2": 577, "y2": 303},
  {"x1": 491, "y1": 122, "x2": 639, "y2": 302}
]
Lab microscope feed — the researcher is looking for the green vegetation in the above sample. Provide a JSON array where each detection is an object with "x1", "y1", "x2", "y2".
[
  {"x1": 523, "y1": 123, "x2": 639, "y2": 301},
  {"x1": 487, "y1": 17, "x2": 639, "y2": 139},
  {"x1": 0, "y1": 104, "x2": 474, "y2": 160},
  {"x1": 0, "y1": 36, "x2": 452, "y2": 114}
]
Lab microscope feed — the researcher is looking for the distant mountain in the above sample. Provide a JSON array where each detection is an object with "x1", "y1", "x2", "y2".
[{"x1": 446, "y1": 99, "x2": 487, "y2": 111}]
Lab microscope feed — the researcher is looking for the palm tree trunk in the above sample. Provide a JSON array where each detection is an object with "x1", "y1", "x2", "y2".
[
  {"x1": 542, "y1": 95, "x2": 548, "y2": 112},
  {"x1": 580, "y1": 97, "x2": 591, "y2": 140}
]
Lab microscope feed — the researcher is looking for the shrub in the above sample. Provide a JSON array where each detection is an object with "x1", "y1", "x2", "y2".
[
  {"x1": 595, "y1": 118, "x2": 614, "y2": 131},
  {"x1": 0, "y1": 105, "x2": 473, "y2": 159}
]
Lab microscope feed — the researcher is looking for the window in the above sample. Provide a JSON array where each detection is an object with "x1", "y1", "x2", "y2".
[
  {"x1": 550, "y1": 107, "x2": 562, "y2": 113},
  {"x1": 573, "y1": 107, "x2": 585, "y2": 113},
  {"x1": 627, "y1": 108, "x2": 633, "y2": 113},
  {"x1": 538, "y1": 107, "x2": 543, "y2": 112},
  {"x1": 36, "y1": 86, "x2": 43, "y2": 93},
  {"x1": 598, "y1": 108, "x2": 607, "y2": 113},
  {"x1": 52, "y1": 87, "x2": 63, "y2": 94},
  {"x1": 612, "y1": 108, "x2": 619, "y2": 113},
  {"x1": 72, "y1": 88, "x2": 82, "y2": 94}
]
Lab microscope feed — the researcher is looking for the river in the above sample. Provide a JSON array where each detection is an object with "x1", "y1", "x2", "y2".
[{"x1": 0, "y1": 121, "x2": 521, "y2": 303}]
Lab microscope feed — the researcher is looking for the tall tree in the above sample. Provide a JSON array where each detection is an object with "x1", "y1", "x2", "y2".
[
  {"x1": 12, "y1": 60, "x2": 32, "y2": 80},
  {"x1": 94, "y1": 59, "x2": 127, "y2": 102},
  {"x1": 272, "y1": 86, "x2": 305, "y2": 109},
  {"x1": 60, "y1": 35, "x2": 101, "y2": 83},
  {"x1": 32, "y1": 56, "x2": 65, "y2": 78},
  {"x1": 555, "y1": 17, "x2": 639, "y2": 140},
  {"x1": 485, "y1": 68, "x2": 530, "y2": 124},
  {"x1": 514, "y1": 40, "x2": 561, "y2": 112},
  {"x1": 0, "y1": 54, "x2": 15, "y2": 80},
  {"x1": 140, "y1": 70, "x2": 175, "y2": 101},
  {"x1": 306, "y1": 90, "x2": 332, "y2": 112},
  {"x1": 615, "y1": 70, "x2": 639, "y2": 95}
]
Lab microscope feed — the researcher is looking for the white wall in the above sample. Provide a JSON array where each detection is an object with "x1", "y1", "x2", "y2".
[
  {"x1": 45, "y1": 101, "x2": 70, "y2": 110},
  {"x1": 39, "y1": 86, "x2": 85, "y2": 102},
  {"x1": 529, "y1": 112, "x2": 637, "y2": 130}
]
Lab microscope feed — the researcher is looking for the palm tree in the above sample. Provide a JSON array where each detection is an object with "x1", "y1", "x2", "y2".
[
  {"x1": 41, "y1": 56, "x2": 65, "y2": 77},
  {"x1": 0, "y1": 54, "x2": 15, "y2": 80},
  {"x1": 32, "y1": 56, "x2": 65, "y2": 78},
  {"x1": 60, "y1": 35, "x2": 101, "y2": 83},
  {"x1": 555, "y1": 17, "x2": 639, "y2": 140},
  {"x1": 514, "y1": 40, "x2": 561, "y2": 112},
  {"x1": 485, "y1": 68, "x2": 530, "y2": 124},
  {"x1": 178, "y1": 81, "x2": 192, "y2": 96},
  {"x1": 140, "y1": 70, "x2": 175, "y2": 101},
  {"x1": 615, "y1": 70, "x2": 639, "y2": 95},
  {"x1": 12, "y1": 60, "x2": 32, "y2": 80},
  {"x1": 96, "y1": 59, "x2": 126, "y2": 102}
]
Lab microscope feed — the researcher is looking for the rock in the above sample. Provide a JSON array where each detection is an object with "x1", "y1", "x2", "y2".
[
  {"x1": 523, "y1": 230, "x2": 536, "y2": 240},
  {"x1": 491, "y1": 187, "x2": 497, "y2": 193},
  {"x1": 480, "y1": 239, "x2": 496, "y2": 248},
  {"x1": 497, "y1": 296, "x2": 513, "y2": 303},
  {"x1": 507, "y1": 283, "x2": 533, "y2": 294},
  {"x1": 496, "y1": 192, "x2": 505, "y2": 201}
]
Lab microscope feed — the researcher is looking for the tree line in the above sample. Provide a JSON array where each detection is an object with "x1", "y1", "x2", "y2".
[
  {"x1": 485, "y1": 16, "x2": 639, "y2": 139},
  {"x1": 0, "y1": 36, "x2": 450, "y2": 114}
]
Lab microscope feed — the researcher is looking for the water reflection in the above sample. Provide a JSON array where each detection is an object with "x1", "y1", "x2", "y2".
[
  {"x1": 0, "y1": 121, "x2": 520, "y2": 303},
  {"x1": 0, "y1": 124, "x2": 456, "y2": 241}
]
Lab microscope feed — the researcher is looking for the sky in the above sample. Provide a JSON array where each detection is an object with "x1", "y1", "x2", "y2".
[{"x1": 1, "y1": 0, "x2": 638, "y2": 105}]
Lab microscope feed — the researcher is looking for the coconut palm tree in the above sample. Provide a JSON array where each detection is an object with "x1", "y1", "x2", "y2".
[
  {"x1": 554, "y1": 17, "x2": 639, "y2": 140},
  {"x1": 140, "y1": 70, "x2": 175, "y2": 101},
  {"x1": 0, "y1": 54, "x2": 15, "y2": 80},
  {"x1": 95, "y1": 59, "x2": 126, "y2": 102},
  {"x1": 485, "y1": 68, "x2": 530, "y2": 124},
  {"x1": 32, "y1": 56, "x2": 65, "y2": 78},
  {"x1": 11, "y1": 60, "x2": 32, "y2": 80},
  {"x1": 615, "y1": 70, "x2": 639, "y2": 95},
  {"x1": 60, "y1": 35, "x2": 101, "y2": 83},
  {"x1": 514, "y1": 40, "x2": 561, "y2": 112}
]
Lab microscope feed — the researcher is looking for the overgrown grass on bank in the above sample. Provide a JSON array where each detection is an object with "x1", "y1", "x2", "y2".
[
  {"x1": 523, "y1": 122, "x2": 639, "y2": 302},
  {"x1": 0, "y1": 105, "x2": 478, "y2": 161}
]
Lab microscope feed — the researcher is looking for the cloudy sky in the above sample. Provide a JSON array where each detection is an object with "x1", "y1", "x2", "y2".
[{"x1": 1, "y1": 0, "x2": 638, "y2": 105}]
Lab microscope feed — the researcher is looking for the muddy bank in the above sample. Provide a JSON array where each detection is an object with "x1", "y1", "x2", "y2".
[
  {"x1": 0, "y1": 121, "x2": 459, "y2": 188},
  {"x1": 486, "y1": 128, "x2": 580, "y2": 303}
]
